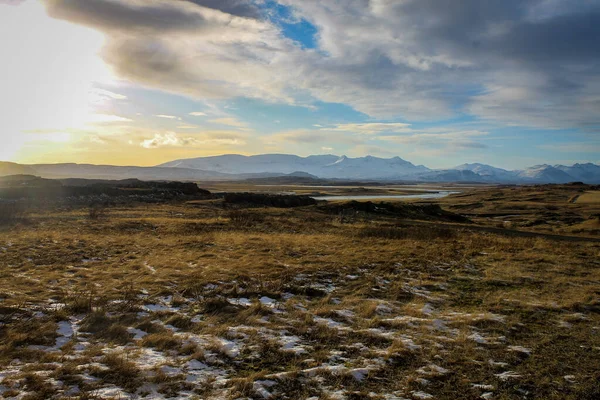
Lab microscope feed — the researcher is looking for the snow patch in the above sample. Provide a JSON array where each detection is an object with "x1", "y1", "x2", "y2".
[
  {"x1": 411, "y1": 391, "x2": 434, "y2": 399},
  {"x1": 228, "y1": 297, "x2": 252, "y2": 307},
  {"x1": 127, "y1": 327, "x2": 147, "y2": 340},
  {"x1": 495, "y1": 371, "x2": 522, "y2": 381},
  {"x1": 507, "y1": 345, "x2": 531, "y2": 355}
]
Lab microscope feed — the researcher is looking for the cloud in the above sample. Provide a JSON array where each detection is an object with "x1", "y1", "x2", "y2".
[
  {"x1": 452, "y1": 141, "x2": 488, "y2": 149},
  {"x1": 43, "y1": 0, "x2": 296, "y2": 103},
  {"x1": 209, "y1": 117, "x2": 248, "y2": 128},
  {"x1": 329, "y1": 123, "x2": 412, "y2": 135},
  {"x1": 538, "y1": 143, "x2": 600, "y2": 153},
  {"x1": 271, "y1": 129, "x2": 362, "y2": 145},
  {"x1": 87, "y1": 114, "x2": 133, "y2": 124},
  {"x1": 185, "y1": 0, "x2": 261, "y2": 19},
  {"x1": 45, "y1": 0, "x2": 223, "y2": 33},
  {"x1": 140, "y1": 130, "x2": 246, "y2": 148},
  {"x1": 468, "y1": 81, "x2": 600, "y2": 130},
  {"x1": 155, "y1": 114, "x2": 180, "y2": 120},
  {"x1": 189, "y1": 111, "x2": 206, "y2": 116},
  {"x1": 141, "y1": 132, "x2": 190, "y2": 148},
  {"x1": 268, "y1": 124, "x2": 491, "y2": 158},
  {"x1": 90, "y1": 135, "x2": 107, "y2": 144},
  {"x1": 41, "y1": 0, "x2": 600, "y2": 130},
  {"x1": 348, "y1": 145, "x2": 398, "y2": 158},
  {"x1": 279, "y1": 0, "x2": 600, "y2": 124},
  {"x1": 204, "y1": 131, "x2": 247, "y2": 145},
  {"x1": 89, "y1": 88, "x2": 127, "y2": 104},
  {"x1": 379, "y1": 128, "x2": 489, "y2": 151}
]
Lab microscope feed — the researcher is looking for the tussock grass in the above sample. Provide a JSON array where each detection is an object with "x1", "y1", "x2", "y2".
[
  {"x1": 79, "y1": 311, "x2": 133, "y2": 344},
  {"x1": 141, "y1": 332, "x2": 182, "y2": 351},
  {"x1": 97, "y1": 352, "x2": 142, "y2": 392}
]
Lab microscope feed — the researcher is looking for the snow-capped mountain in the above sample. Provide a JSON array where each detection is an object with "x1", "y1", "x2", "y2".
[
  {"x1": 454, "y1": 163, "x2": 517, "y2": 182},
  {"x1": 516, "y1": 165, "x2": 576, "y2": 183},
  {"x1": 418, "y1": 169, "x2": 484, "y2": 182},
  {"x1": 159, "y1": 154, "x2": 429, "y2": 179},
  {"x1": 160, "y1": 155, "x2": 600, "y2": 183},
  {"x1": 554, "y1": 163, "x2": 600, "y2": 183},
  {"x1": 2, "y1": 156, "x2": 599, "y2": 183},
  {"x1": 453, "y1": 162, "x2": 600, "y2": 183},
  {"x1": 160, "y1": 154, "x2": 339, "y2": 174},
  {"x1": 320, "y1": 155, "x2": 429, "y2": 179}
]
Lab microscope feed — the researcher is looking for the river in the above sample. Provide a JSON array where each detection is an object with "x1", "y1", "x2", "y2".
[{"x1": 311, "y1": 191, "x2": 459, "y2": 201}]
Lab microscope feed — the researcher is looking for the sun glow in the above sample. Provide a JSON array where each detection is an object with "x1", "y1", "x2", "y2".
[{"x1": 0, "y1": 0, "x2": 118, "y2": 161}]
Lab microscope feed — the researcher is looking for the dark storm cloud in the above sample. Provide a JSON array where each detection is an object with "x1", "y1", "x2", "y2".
[
  {"x1": 352, "y1": 0, "x2": 600, "y2": 65},
  {"x1": 184, "y1": 0, "x2": 261, "y2": 18},
  {"x1": 42, "y1": 0, "x2": 285, "y2": 101},
  {"x1": 40, "y1": 0, "x2": 600, "y2": 129},
  {"x1": 277, "y1": 0, "x2": 600, "y2": 126},
  {"x1": 45, "y1": 0, "x2": 218, "y2": 33},
  {"x1": 494, "y1": 11, "x2": 600, "y2": 64}
]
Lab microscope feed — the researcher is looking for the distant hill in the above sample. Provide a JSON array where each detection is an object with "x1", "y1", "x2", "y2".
[
  {"x1": 158, "y1": 154, "x2": 429, "y2": 180},
  {"x1": 161, "y1": 154, "x2": 600, "y2": 183},
  {"x1": 0, "y1": 174, "x2": 61, "y2": 188},
  {"x1": 0, "y1": 162, "x2": 36, "y2": 177},
  {"x1": 0, "y1": 175, "x2": 210, "y2": 201},
  {"x1": 18, "y1": 163, "x2": 230, "y2": 181},
  {"x1": 2, "y1": 155, "x2": 599, "y2": 184}
]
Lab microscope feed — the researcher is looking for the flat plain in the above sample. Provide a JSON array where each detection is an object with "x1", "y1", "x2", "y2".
[{"x1": 0, "y1": 183, "x2": 599, "y2": 399}]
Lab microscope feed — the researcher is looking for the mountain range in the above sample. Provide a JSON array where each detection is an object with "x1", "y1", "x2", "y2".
[{"x1": 1, "y1": 155, "x2": 599, "y2": 184}]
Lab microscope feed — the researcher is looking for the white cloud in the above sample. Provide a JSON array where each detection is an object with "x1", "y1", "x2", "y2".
[
  {"x1": 88, "y1": 114, "x2": 132, "y2": 124},
  {"x1": 141, "y1": 132, "x2": 194, "y2": 148},
  {"x1": 189, "y1": 111, "x2": 206, "y2": 116},
  {"x1": 89, "y1": 88, "x2": 127, "y2": 102},
  {"x1": 155, "y1": 114, "x2": 180, "y2": 120},
  {"x1": 328, "y1": 123, "x2": 412, "y2": 135},
  {"x1": 90, "y1": 135, "x2": 107, "y2": 144},
  {"x1": 140, "y1": 131, "x2": 246, "y2": 148}
]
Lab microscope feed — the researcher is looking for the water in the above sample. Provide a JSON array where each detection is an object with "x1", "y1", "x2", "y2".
[{"x1": 311, "y1": 191, "x2": 459, "y2": 201}]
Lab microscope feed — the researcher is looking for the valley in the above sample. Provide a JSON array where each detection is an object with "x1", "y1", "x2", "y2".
[
  {"x1": 0, "y1": 181, "x2": 598, "y2": 399},
  {"x1": 2, "y1": 154, "x2": 599, "y2": 184}
]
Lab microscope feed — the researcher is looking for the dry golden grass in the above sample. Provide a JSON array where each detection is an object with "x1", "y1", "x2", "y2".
[
  {"x1": 0, "y1": 191, "x2": 598, "y2": 399},
  {"x1": 576, "y1": 190, "x2": 600, "y2": 204},
  {"x1": 427, "y1": 184, "x2": 600, "y2": 237}
]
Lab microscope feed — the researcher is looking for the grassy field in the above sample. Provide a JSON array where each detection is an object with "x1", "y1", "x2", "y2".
[
  {"x1": 429, "y1": 184, "x2": 600, "y2": 237},
  {"x1": 576, "y1": 191, "x2": 600, "y2": 204},
  {"x1": 0, "y1": 186, "x2": 599, "y2": 399}
]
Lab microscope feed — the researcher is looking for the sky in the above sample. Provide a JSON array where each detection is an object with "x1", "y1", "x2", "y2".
[{"x1": 1, "y1": 0, "x2": 599, "y2": 169}]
